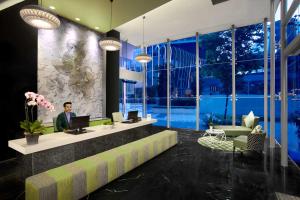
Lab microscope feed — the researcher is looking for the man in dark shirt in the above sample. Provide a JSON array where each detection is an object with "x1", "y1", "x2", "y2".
[{"x1": 56, "y1": 102, "x2": 76, "y2": 132}]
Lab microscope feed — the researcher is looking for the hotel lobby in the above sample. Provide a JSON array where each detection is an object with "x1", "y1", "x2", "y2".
[{"x1": 1, "y1": 0, "x2": 300, "y2": 199}]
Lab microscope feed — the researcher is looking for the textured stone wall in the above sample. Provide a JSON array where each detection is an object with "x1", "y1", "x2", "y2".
[{"x1": 38, "y1": 18, "x2": 105, "y2": 123}]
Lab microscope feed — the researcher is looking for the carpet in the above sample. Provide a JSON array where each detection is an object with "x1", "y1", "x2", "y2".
[{"x1": 197, "y1": 136, "x2": 242, "y2": 152}]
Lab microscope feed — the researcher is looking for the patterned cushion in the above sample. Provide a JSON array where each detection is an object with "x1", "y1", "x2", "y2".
[{"x1": 251, "y1": 125, "x2": 263, "y2": 134}]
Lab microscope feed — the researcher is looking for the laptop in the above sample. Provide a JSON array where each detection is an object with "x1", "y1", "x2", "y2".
[
  {"x1": 122, "y1": 111, "x2": 139, "y2": 123},
  {"x1": 64, "y1": 115, "x2": 90, "y2": 134}
]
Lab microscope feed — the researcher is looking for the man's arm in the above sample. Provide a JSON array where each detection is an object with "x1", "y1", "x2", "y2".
[{"x1": 56, "y1": 114, "x2": 64, "y2": 132}]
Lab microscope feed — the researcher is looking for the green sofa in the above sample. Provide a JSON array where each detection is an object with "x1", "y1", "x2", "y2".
[
  {"x1": 214, "y1": 115, "x2": 260, "y2": 137},
  {"x1": 26, "y1": 130, "x2": 178, "y2": 200}
]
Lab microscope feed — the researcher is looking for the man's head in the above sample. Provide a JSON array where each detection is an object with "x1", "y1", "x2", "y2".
[{"x1": 63, "y1": 102, "x2": 72, "y2": 113}]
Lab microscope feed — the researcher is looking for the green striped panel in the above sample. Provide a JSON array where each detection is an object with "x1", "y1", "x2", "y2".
[
  {"x1": 83, "y1": 156, "x2": 108, "y2": 189},
  {"x1": 116, "y1": 155, "x2": 126, "y2": 176},
  {"x1": 143, "y1": 143, "x2": 151, "y2": 161},
  {"x1": 63, "y1": 164, "x2": 87, "y2": 199},
  {"x1": 73, "y1": 158, "x2": 107, "y2": 194},
  {"x1": 26, "y1": 173, "x2": 57, "y2": 200},
  {"x1": 130, "y1": 149, "x2": 139, "y2": 169},
  {"x1": 91, "y1": 151, "x2": 119, "y2": 182},
  {"x1": 162, "y1": 136, "x2": 169, "y2": 151},
  {"x1": 45, "y1": 168, "x2": 73, "y2": 200},
  {"x1": 153, "y1": 140, "x2": 160, "y2": 156},
  {"x1": 110, "y1": 144, "x2": 135, "y2": 172}
]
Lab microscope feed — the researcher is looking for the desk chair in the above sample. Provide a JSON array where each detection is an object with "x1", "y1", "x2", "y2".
[
  {"x1": 53, "y1": 117, "x2": 58, "y2": 132},
  {"x1": 112, "y1": 112, "x2": 124, "y2": 122}
]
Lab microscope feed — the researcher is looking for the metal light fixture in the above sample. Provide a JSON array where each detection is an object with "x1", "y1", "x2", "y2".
[
  {"x1": 99, "y1": 0, "x2": 121, "y2": 51},
  {"x1": 20, "y1": 0, "x2": 60, "y2": 30},
  {"x1": 135, "y1": 16, "x2": 152, "y2": 63}
]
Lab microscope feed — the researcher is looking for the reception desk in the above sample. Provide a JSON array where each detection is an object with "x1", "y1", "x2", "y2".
[{"x1": 8, "y1": 119, "x2": 159, "y2": 178}]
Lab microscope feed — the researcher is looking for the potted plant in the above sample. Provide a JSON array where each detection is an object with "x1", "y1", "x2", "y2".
[
  {"x1": 208, "y1": 113, "x2": 214, "y2": 131},
  {"x1": 20, "y1": 92, "x2": 55, "y2": 145}
]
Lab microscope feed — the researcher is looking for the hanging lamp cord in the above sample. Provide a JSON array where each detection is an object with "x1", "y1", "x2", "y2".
[
  {"x1": 126, "y1": 40, "x2": 128, "y2": 58},
  {"x1": 110, "y1": 0, "x2": 113, "y2": 30},
  {"x1": 143, "y1": 16, "x2": 145, "y2": 51}
]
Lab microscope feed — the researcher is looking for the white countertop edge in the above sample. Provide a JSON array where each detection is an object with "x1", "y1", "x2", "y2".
[{"x1": 8, "y1": 119, "x2": 157, "y2": 155}]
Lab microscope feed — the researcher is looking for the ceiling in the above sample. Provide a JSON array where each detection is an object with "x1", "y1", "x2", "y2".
[
  {"x1": 40, "y1": 0, "x2": 172, "y2": 33},
  {"x1": 1, "y1": 0, "x2": 279, "y2": 46},
  {"x1": 116, "y1": 0, "x2": 271, "y2": 46},
  {"x1": 0, "y1": 0, "x2": 23, "y2": 10},
  {"x1": 0, "y1": 0, "x2": 171, "y2": 32}
]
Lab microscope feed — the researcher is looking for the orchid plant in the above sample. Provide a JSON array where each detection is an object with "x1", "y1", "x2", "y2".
[{"x1": 20, "y1": 92, "x2": 55, "y2": 135}]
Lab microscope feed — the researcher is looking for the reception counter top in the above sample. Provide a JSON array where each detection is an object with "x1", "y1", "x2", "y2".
[{"x1": 9, "y1": 119, "x2": 157, "y2": 155}]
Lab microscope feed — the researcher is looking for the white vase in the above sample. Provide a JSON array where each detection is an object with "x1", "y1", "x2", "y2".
[{"x1": 209, "y1": 126, "x2": 213, "y2": 131}]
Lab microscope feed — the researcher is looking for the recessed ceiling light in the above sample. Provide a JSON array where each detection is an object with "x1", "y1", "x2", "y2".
[
  {"x1": 75, "y1": 18, "x2": 80, "y2": 21},
  {"x1": 49, "y1": 6, "x2": 55, "y2": 10},
  {"x1": 95, "y1": 27, "x2": 99, "y2": 30}
]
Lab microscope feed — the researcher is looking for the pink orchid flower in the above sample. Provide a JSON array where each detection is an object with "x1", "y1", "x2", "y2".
[{"x1": 36, "y1": 95, "x2": 45, "y2": 104}]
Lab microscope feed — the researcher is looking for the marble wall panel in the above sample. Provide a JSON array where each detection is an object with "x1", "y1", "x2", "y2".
[{"x1": 38, "y1": 18, "x2": 105, "y2": 123}]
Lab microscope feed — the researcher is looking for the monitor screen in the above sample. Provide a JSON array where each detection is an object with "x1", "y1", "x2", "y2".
[
  {"x1": 70, "y1": 115, "x2": 90, "y2": 131},
  {"x1": 127, "y1": 111, "x2": 138, "y2": 121}
]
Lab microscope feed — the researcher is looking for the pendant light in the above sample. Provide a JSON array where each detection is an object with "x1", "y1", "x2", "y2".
[
  {"x1": 99, "y1": 0, "x2": 121, "y2": 51},
  {"x1": 135, "y1": 16, "x2": 152, "y2": 63},
  {"x1": 20, "y1": 0, "x2": 60, "y2": 29}
]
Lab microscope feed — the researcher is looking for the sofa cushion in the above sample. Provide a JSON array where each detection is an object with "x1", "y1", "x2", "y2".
[
  {"x1": 233, "y1": 135, "x2": 248, "y2": 150},
  {"x1": 242, "y1": 116, "x2": 260, "y2": 129},
  {"x1": 244, "y1": 111, "x2": 255, "y2": 128},
  {"x1": 213, "y1": 125, "x2": 252, "y2": 137}
]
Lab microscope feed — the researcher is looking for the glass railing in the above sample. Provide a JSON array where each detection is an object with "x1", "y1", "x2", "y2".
[{"x1": 119, "y1": 57, "x2": 143, "y2": 72}]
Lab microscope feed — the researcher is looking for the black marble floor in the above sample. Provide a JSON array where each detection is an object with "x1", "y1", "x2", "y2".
[{"x1": 1, "y1": 128, "x2": 300, "y2": 200}]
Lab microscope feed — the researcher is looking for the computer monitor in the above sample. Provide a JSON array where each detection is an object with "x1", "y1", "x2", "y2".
[
  {"x1": 70, "y1": 115, "x2": 90, "y2": 133},
  {"x1": 127, "y1": 111, "x2": 138, "y2": 122}
]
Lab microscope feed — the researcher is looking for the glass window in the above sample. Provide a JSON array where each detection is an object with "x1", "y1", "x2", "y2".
[
  {"x1": 287, "y1": 3, "x2": 300, "y2": 46},
  {"x1": 170, "y1": 36, "x2": 196, "y2": 129},
  {"x1": 119, "y1": 41, "x2": 144, "y2": 118},
  {"x1": 199, "y1": 30, "x2": 232, "y2": 129},
  {"x1": 146, "y1": 43, "x2": 168, "y2": 126},
  {"x1": 274, "y1": 3, "x2": 300, "y2": 164},
  {"x1": 235, "y1": 23, "x2": 265, "y2": 127}
]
